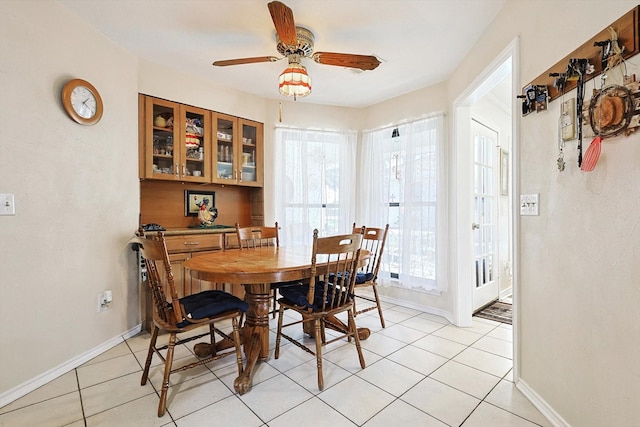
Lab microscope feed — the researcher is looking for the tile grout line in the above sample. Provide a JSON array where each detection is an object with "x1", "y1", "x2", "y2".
[{"x1": 74, "y1": 368, "x2": 87, "y2": 427}]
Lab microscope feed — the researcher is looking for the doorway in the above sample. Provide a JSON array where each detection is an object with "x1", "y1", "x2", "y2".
[{"x1": 452, "y1": 38, "x2": 518, "y2": 331}]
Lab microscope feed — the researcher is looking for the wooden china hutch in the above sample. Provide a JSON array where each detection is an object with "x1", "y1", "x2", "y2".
[{"x1": 137, "y1": 94, "x2": 264, "y2": 328}]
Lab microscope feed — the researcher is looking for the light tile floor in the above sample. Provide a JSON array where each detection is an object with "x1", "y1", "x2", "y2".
[{"x1": 0, "y1": 299, "x2": 550, "y2": 427}]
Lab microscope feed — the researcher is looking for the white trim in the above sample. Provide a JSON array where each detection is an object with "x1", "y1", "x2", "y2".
[
  {"x1": 356, "y1": 288, "x2": 453, "y2": 323},
  {"x1": 380, "y1": 294, "x2": 453, "y2": 324},
  {"x1": 510, "y1": 37, "x2": 521, "y2": 383},
  {"x1": 499, "y1": 286, "x2": 513, "y2": 300},
  {"x1": 0, "y1": 324, "x2": 142, "y2": 408},
  {"x1": 516, "y1": 379, "x2": 569, "y2": 427}
]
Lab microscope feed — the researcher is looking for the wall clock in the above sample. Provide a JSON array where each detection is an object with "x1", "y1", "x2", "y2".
[{"x1": 61, "y1": 78, "x2": 103, "y2": 125}]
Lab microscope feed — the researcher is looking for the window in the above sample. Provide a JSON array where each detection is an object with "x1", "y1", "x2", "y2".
[
  {"x1": 359, "y1": 115, "x2": 446, "y2": 292},
  {"x1": 274, "y1": 127, "x2": 357, "y2": 246},
  {"x1": 273, "y1": 117, "x2": 445, "y2": 292}
]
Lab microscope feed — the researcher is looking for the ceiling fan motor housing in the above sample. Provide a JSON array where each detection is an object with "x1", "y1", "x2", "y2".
[{"x1": 277, "y1": 26, "x2": 315, "y2": 57}]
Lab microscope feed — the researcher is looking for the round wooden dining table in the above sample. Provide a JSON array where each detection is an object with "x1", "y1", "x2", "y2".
[{"x1": 184, "y1": 245, "x2": 369, "y2": 395}]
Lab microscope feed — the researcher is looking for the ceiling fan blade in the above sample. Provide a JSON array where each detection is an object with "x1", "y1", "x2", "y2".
[
  {"x1": 268, "y1": 1, "x2": 297, "y2": 46},
  {"x1": 312, "y1": 52, "x2": 381, "y2": 71},
  {"x1": 212, "y1": 56, "x2": 279, "y2": 67}
]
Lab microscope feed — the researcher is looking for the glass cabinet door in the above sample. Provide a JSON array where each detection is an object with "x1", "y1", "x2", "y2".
[
  {"x1": 179, "y1": 105, "x2": 210, "y2": 182},
  {"x1": 212, "y1": 113, "x2": 237, "y2": 184},
  {"x1": 239, "y1": 119, "x2": 263, "y2": 186},
  {"x1": 146, "y1": 97, "x2": 179, "y2": 180}
]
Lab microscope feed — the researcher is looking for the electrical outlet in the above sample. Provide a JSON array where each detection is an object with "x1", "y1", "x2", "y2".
[
  {"x1": 97, "y1": 291, "x2": 112, "y2": 312},
  {"x1": 0, "y1": 193, "x2": 15, "y2": 216},
  {"x1": 97, "y1": 292, "x2": 106, "y2": 312}
]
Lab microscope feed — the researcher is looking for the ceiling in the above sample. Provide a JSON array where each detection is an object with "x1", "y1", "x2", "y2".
[{"x1": 58, "y1": 0, "x2": 507, "y2": 108}]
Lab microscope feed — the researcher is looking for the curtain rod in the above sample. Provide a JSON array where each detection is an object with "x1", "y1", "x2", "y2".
[
  {"x1": 361, "y1": 111, "x2": 445, "y2": 134},
  {"x1": 274, "y1": 124, "x2": 358, "y2": 135}
]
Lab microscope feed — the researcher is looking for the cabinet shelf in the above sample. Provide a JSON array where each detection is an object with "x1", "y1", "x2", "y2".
[{"x1": 153, "y1": 126, "x2": 173, "y2": 133}]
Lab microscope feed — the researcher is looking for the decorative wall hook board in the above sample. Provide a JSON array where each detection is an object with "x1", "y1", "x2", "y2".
[{"x1": 522, "y1": 6, "x2": 640, "y2": 103}]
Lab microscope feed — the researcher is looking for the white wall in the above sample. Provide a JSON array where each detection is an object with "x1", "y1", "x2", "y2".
[
  {"x1": 448, "y1": 1, "x2": 640, "y2": 425},
  {"x1": 0, "y1": 0, "x2": 140, "y2": 398}
]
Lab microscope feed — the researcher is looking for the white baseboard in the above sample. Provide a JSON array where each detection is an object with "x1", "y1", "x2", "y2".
[
  {"x1": 516, "y1": 378, "x2": 569, "y2": 427},
  {"x1": 0, "y1": 323, "x2": 142, "y2": 408},
  {"x1": 500, "y1": 286, "x2": 513, "y2": 300},
  {"x1": 373, "y1": 292, "x2": 454, "y2": 323}
]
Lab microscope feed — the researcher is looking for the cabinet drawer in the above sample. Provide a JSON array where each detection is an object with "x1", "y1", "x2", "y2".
[{"x1": 164, "y1": 234, "x2": 223, "y2": 253}]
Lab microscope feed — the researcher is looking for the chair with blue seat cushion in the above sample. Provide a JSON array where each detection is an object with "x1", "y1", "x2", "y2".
[
  {"x1": 352, "y1": 224, "x2": 389, "y2": 328},
  {"x1": 275, "y1": 229, "x2": 365, "y2": 390},
  {"x1": 131, "y1": 229, "x2": 246, "y2": 417}
]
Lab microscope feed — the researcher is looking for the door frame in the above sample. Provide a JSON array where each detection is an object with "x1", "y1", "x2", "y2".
[{"x1": 451, "y1": 37, "x2": 520, "y2": 378}]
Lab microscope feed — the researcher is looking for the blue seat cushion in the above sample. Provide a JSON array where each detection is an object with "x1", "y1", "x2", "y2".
[
  {"x1": 279, "y1": 282, "x2": 342, "y2": 310},
  {"x1": 356, "y1": 272, "x2": 375, "y2": 284},
  {"x1": 177, "y1": 290, "x2": 248, "y2": 327},
  {"x1": 328, "y1": 272, "x2": 374, "y2": 284}
]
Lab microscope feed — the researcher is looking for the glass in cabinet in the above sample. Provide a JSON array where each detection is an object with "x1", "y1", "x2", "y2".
[
  {"x1": 239, "y1": 119, "x2": 262, "y2": 186},
  {"x1": 179, "y1": 104, "x2": 210, "y2": 182},
  {"x1": 143, "y1": 96, "x2": 210, "y2": 182},
  {"x1": 145, "y1": 97, "x2": 179, "y2": 180},
  {"x1": 213, "y1": 113, "x2": 236, "y2": 184},
  {"x1": 212, "y1": 113, "x2": 262, "y2": 187}
]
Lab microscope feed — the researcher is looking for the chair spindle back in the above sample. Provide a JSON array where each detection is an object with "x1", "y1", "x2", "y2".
[
  {"x1": 309, "y1": 229, "x2": 363, "y2": 311},
  {"x1": 236, "y1": 222, "x2": 279, "y2": 249},
  {"x1": 132, "y1": 230, "x2": 184, "y2": 326},
  {"x1": 353, "y1": 223, "x2": 389, "y2": 280}
]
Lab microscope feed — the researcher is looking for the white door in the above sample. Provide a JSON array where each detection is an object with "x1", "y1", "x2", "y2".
[{"x1": 472, "y1": 119, "x2": 499, "y2": 311}]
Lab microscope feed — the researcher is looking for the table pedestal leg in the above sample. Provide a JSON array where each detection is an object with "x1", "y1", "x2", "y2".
[{"x1": 233, "y1": 288, "x2": 270, "y2": 394}]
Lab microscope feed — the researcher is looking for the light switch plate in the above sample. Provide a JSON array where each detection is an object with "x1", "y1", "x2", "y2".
[
  {"x1": 0, "y1": 193, "x2": 15, "y2": 215},
  {"x1": 520, "y1": 193, "x2": 539, "y2": 216}
]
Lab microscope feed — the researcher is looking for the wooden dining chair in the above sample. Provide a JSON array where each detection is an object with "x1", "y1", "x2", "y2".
[
  {"x1": 274, "y1": 229, "x2": 365, "y2": 390},
  {"x1": 235, "y1": 222, "x2": 297, "y2": 318},
  {"x1": 131, "y1": 229, "x2": 247, "y2": 417},
  {"x1": 352, "y1": 223, "x2": 390, "y2": 328}
]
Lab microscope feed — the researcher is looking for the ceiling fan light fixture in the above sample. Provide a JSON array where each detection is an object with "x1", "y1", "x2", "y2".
[{"x1": 278, "y1": 62, "x2": 311, "y2": 100}]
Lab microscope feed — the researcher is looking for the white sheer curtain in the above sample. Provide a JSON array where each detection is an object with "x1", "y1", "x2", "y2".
[
  {"x1": 274, "y1": 126, "x2": 357, "y2": 246},
  {"x1": 359, "y1": 114, "x2": 446, "y2": 292}
]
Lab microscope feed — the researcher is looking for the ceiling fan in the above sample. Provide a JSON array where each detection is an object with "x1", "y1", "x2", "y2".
[{"x1": 212, "y1": 1, "x2": 381, "y2": 99}]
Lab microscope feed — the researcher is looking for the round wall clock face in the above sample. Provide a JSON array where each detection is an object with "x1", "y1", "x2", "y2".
[{"x1": 61, "y1": 79, "x2": 103, "y2": 125}]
